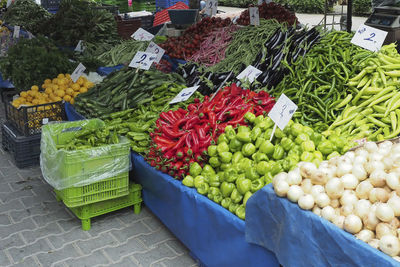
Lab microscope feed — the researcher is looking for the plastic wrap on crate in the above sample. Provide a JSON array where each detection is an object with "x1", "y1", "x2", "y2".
[
  {"x1": 64, "y1": 102, "x2": 86, "y2": 121},
  {"x1": 162, "y1": 54, "x2": 186, "y2": 72},
  {"x1": 132, "y1": 153, "x2": 279, "y2": 267},
  {"x1": 245, "y1": 185, "x2": 400, "y2": 267},
  {"x1": 96, "y1": 65, "x2": 124, "y2": 76},
  {"x1": 0, "y1": 72, "x2": 14, "y2": 89},
  {"x1": 40, "y1": 119, "x2": 131, "y2": 190}
]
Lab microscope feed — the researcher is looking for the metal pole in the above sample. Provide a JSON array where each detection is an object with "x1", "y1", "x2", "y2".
[
  {"x1": 347, "y1": 0, "x2": 352, "y2": 32},
  {"x1": 324, "y1": 0, "x2": 328, "y2": 30}
]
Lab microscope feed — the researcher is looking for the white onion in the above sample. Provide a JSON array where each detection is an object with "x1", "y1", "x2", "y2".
[
  {"x1": 356, "y1": 180, "x2": 373, "y2": 199},
  {"x1": 356, "y1": 229, "x2": 375, "y2": 243},
  {"x1": 378, "y1": 145, "x2": 392, "y2": 156},
  {"x1": 355, "y1": 199, "x2": 372, "y2": 218},
  {"x1": 310, "y1": 167, "x2": 335, "y2": 185},
  {"x1": 312, "y1": 206, "x2": 321, "y2": 216},
  {"x1": 325, "y1": 178, "x2": 344, "y2": 199},
  {"x1": 369, "y1": 170, "x2": 387, "y2": 187},
  {"x1": 298, "y1": 194, "x2": 315, "y2": 210},
  {"x1": 386, "y1": 172, "x2": 400, "y2": 191},
  {"x1": 391, "y1": 143, "x2": 400, "y2": 154},
  {"x1": 299, "y1": 162, "x2": 317, "y2": 179},
  {"x1": 345, "y1": 151, "x2": 355, "y2": 161},
  {"x1": 384, "y1": 186, "x2": 392, "y2": 194},
  {"x1": 335, "y1": 207, "x2": 341, "y2": 216},
  {"x1": 379, "y1": 235, "x2": 400, "y2": 256},
  {"x1": 287, "y1": 185, "x2": 303, "y2": 203},
  {"x1": 287, "y1": 169, "x2": 302, "y2": 185},
  {"x1": 319, "y1": 161, "x2": 329, "y2": 168},
  {"x1": 333, "y1": 215, "x2": 345, "y2": 229},
  {"x1": 379, "y1": 140, "x2": 393, "y2": 150},
  {"x1": 376, "y1": 223, "x2": 397, "y2": 239},
  {"x1": 344, "y1": 214, "x2": 363, "y2": 234},
  {"x1": 321, "y1": 206, "x2": 335, "y2": 222},
  {"x1": 331, "y1": 199, "x2": 340, "y2": 208},
  {"x1": 301, "y1": 179, "x2": 313, "y2": 194},
  {"x1": 341, "y1": 173, "x2": 359, "y2": 189},
  {"x1": 340, "y1": 204, "x2": 354, "y2": 216},
  {"x1": 389, "y1": 217, "x2": 400, "y2": 229},
  {"x1": 352, "y1": 164, "x2": 367, "y2": 181},
  {"x1": 365, "y1": 160, "x2": 385, "y2": 175},
  {"x1": 388, "y1": 194, "x2": 400, "y2": 217},
  {"x1": 376, "y1": 203, "x2": 395, "y2": 223},
  {"x1": 369, "y1": 153, "x2": 384, "y2": 162},
  {"x1": 383, "y1": 157, "x2": 394, "y2": 171},
  {"x1": 369, "y1": 188, "x2": 389, "y2": 203},
  {"x1": 365, "y1": 142, "x2": 379, "y2": 153},
  {"x1": 340, "y1": 190, "x2": 358, "y2": 206},
  {"x1": 363, "y1": 211, "x2": 380, "y2": 231},
  {"x1": 328, "y1": 156, "x2": 340, "y2": 167},
  {"x1": 274, "y1": 180, "x2": 289, "y2": 197},
  {"x1": 354, "y1": 155, "x2": 368, "y2": 165},
  {"x1": 311, "y1": 185, "x2": 325, "y2": 199},
  {"x1": 368, "y1": 239, "x2": 380, "y2": 249},
  {"x1": 315, "y1": 193, "x2": 330, "y2": 208},
  {"x1": 336, "y1": 162, "x2": 353, "y2": 177},
  {"x1": 273, "y1": 172, "x2": 288, "y2": 187}
]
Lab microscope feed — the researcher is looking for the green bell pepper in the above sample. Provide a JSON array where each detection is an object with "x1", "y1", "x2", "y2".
[
  {"x1": 207, "y1": 193, "x2": 213, "y2": 199},
  {"x1": 232, "y1": 151, "x2": 244, "y2": 165},
  {"x1": 236, "y1": 131, "x2": 251, "y2": 143},
  {"x1": 235, "y1": 204, "x2": 246, "y2": 220},
  {"x1": 231, "y1": 188, "x2": 243, "y2": 203},
  {"x1": 311, "y1": 132, "x2": 323, "y2": 146},
  {"x1": 281, "y1": 137, "x2": 295, "y2": 151},
  {"x1": 270, "y1": 161, "x2": 283, "y2": 175},
  {"x1": 301, "y1": 151, "x2": 314, "y2": 162},
  {"x1": 327, "y1": 151, "x2": 340, "y2": 160},
  {"x1": 224, "y1": 167, "x2": 238, "y2": 183},
  {"x1": 245, "y1": 167, "x2": 260, "y2": 181},
  {"x1": 220, "y1": 181, "x2": 235, "y2": 197},
  {"x1": 217, "y1": 142, "x2": 230, "y2": 154},
  {"x1": 244, "y1": 112, "x2": 256, "y2": 124},
  {"x1": 190, "y1": 162, "x2": 202, "y2": 177},
  {"x1": 256, "y1": 161, "x2": 269, "y2": 175},
  {"x1": 194, "y1": 175, "x2": 206, "y2": 188},
  {"x1": 252, "y1": 152, "x2": 268, "y2": 163},
  {"x1": 229, "y1": 202, "x2": 239, "y2": 213},
  {"x1": 238, "y1": 126, "x2": 251, "y2": 133},
  {"x1": 317, "y1": 140, "x2": 334, "y2": 155},
  {"x1": 301, "y1": 140, "x2": 315, "y2": 152},
  {"x1": 219, "y1": 151, "x2": 233, "y2": 163},
  {"x1": 209, "y1": 174, "x2": 221, "y2": 187},
  {"x1": 197, "y1": 183, "x2": 209, "y2": 195},
  {"x1": 312, "y1": 158, "x2": 321, "y2": 167},
  {"x1": 202, "y1": 164, "x2": 215, "y2": 175},
  {"x1": 218, "y1": 134, "x2": 229, "y2": 145},
  {"x1": 259, "y1": 140, "x2": 275, "y2": 156},
  {"x1": 237, "y1": 178, "x2": 251, "y2": 194},
  {"x1": 251, "y1": 126, "x2": 262, "y2": 141},
  {"x1": 229, "y1": 137, "x2": 243, "y2": 152},
  {"x1": 303, "y1": 126, "x2": 314, "y2": 136},
  {"x1": 251, "y1": 178, "x2": 264, "y2": 192},
  {"x1": 182, "y1": 175, "x2": 194, "y2": 187},
  {"x1": 225, "y1": 125, "x2": 236, "y2": 140},
  {"x1": 272, "y1": 145, "x2": 284, "y2": 160},
  {"x1": 313, "y1": 151, "x2": 323, "y2": 161},
  {"x1": 290, "y1": 123, "x2": 303, "y2": 137},
  {"x1": 254, "y1": 115, "x2": 264, "y2": 125},
  {"x1": 209, "y1": 187, "x2": 220, "y2": 196},
  {"x1": 213, "y1": 192, "x2": 223, "y2": 204},
  {"x1": 209, "y1": 157, "x2": 221, "y2": 168},
  {"x1": 220, "y1": 163, "x2": 232, "y2": 171},
  {"x1": 208, "y1": 145, "x2": 218, "y2": 157},
  {"x1": 274, "y1": 127, "x2": 285, "y2": 139},
  {"x1": 242, "y1": 143, "x2": 256, "y2": 157},
  {"x1": 243, "y1": 191, "x2": 253, "y2": 207},
  {"x1": 221, "y1": 197, "x2": 232, "y2": 209},
  {"x1": 239, "y1": 158, "x2": 253, "y2": 171},
  {"x1": 295, "y1": 133, "x2": 310, "y2": 145},
  {"x1": 282, "y1": 157, "x2": 298, "y2": 172},
  {"x1": 255, "y1": 137, "x2": 266, "y2": 148},
  {"x1": 263, "y1": 128, "x2": 273, "y2": 140},
  {"x1": 264, "y1": 172, "x2": 273, "y2": 184}
]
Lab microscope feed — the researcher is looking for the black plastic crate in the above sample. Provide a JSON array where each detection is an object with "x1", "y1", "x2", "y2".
[
  {"x1": 125, "y1": 15, "x2": 154, "y2": 30},
  {"x1": 1, "y1": 122, "x2": 40, "y2": 168},
  {"x1": 92, "y1": 4, "x2": 119, "y2": 14},
  {"x1": 1, "y1": 88, "x2": 17, "y2": 103}
]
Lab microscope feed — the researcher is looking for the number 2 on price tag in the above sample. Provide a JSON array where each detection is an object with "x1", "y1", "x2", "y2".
[
  {"x1": 129, "y1": 51, "x2": 157, "y2": 70},
  {"x1": 351, "y1": 24, "x2": 388, "y2": 52},
  {"x1": 205, "y1": 0, "x2": 218, "y2": 16}
]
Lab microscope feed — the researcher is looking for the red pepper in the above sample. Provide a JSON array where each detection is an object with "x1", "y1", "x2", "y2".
[
  {"x1": 208, "y1": 111, "x2": 216, "y2": 128},
  {"x1": 173, "y1": 118, "x2": 187, "y2": 132},
  {"x1": 184, "y1": 117, "x2": 200, "y2": 130},
  {"x1": 154, "y1": 136, "x2": 175, "y2": 146},
  {"x1": 184, "y1": 146, "x2": 193, "y2": 156},
  {"x1": 159, "y1": 112, "x2": 176, "y2": 124},
  {"x1": 191, "y1": 131, "x2": 200, "y2": 153},
  {"x1": 176, "y1": 148, "x2": 184, "y2": 159},
  {"x1": 169, "y1": 169, "x2": 175, "y2": 176},
  {"x1": 161, "y1": 126, "x2": 186, "y2": 139},
  {"x1": 171, "y1": 132, "x2": 189, "y2": 151},
  {"x1": 173, "y1": 161, "x2": 183, "y2": 170},
  {"x1": 187, "y1": 103, "x2": 198, "y2": 112},
  {"x1": 197, "y1": 126, "x2": 207, "y2": 140},
  {"x1": 176, "y1": 108, "x2": 188, "y2": 116},
  {"x1": 177, "y1": 169, "x2": 186, "y2": 179}
]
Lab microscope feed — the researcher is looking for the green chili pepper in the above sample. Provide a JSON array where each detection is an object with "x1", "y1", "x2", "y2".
[
  {"x1": 229, "y1": 137, "x2": 243, "y2": 152},
  {"x1": 194, "y1": 175, "x2": 206, "y2": 189},
  {"x1": 197, "y1": 183, "x2": 209, "y2": 195},
  {"x1": 235, "y1": 204, "x2": 246, "y2": 220},
  {"x1": 236, "y1": 131, "x2": 251, "y2": 143},
  {"x1": 259, "y1": 140, "x2": 275, "y2": 156},
  {"x1": 221, "y1": 197, "x2": 232, "y2": 209},
  {"x1": 208, "y1": 145, "x2": 218, "y2": 157},
  {"x1": 182, "y1": 175, "x2": 194, "y2": 187},
  {"x1": 190, "y1": 162, "x2": 202, "y2": 177}
]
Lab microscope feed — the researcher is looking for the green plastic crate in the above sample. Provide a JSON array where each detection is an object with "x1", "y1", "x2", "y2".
[
  {"x1": 55, "y1": 172, "x2": 129, "y2": 208},
  {"x1": 58, "y1": 183, "x2": 142, "y2": 231},
  {"x1": 41, "y1": 119, "x2": 130, "y2": 190}
]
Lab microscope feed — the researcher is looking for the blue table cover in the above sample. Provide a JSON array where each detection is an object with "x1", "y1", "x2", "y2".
[
  {"x1": 162, "y1": 54, "x2": 186, "y2": 72},
  {"x1": 65, "y1": 102, "x2": 85, "y2": 121},
  {"x1": 245, "y1": 185, "x2": 399, "y2": 267},
  {"x1": 0, "y1": 72, "x2": 14, "y2": 89},
  {"x1": 97, "y1": 65, "x2": 124, "y2": 76},
  {"x1": 132, "y1": 153, "x2": 279, "y2": 267}
]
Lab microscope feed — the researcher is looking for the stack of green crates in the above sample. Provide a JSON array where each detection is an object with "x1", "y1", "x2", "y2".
[
  {"x1": 132, "y1": 0, "x2": 156, "y2": 11},
  {"x1": 41, "y1": 119, "x2": 142, "y2": 231}
]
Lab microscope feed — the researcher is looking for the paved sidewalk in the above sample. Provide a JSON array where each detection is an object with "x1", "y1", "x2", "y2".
[{"x1": 0, "y1": 103, "x2": 197, "y2": 266}]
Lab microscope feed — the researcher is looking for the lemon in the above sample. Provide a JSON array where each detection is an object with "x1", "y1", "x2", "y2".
[
  {"x1": 66, "y1": 88, "x2": 74, "y2": 96},
  {"x1": 73, "y1": 92, "x2": 79, "y2": 97},
  {"x1": 56, "y1": 90, "x2": 65, "y2": 98},
  {"x1": 57, "y1": 74, "x2": 65, "y2": 79},
  {"x1": 20, "y1": 91, "x2": 27, "y2": 98},
  {"x1": 71, "y1": 84, "x2": 80, "y2": 91},
  {"x1": 70, "y1": 98, "x2": 75, "y2": 104},
  {"x1": 77, "y1": 77, "x2": 84, "y2": 86},
  {"x1": 44, "y1": 79, "x2": 52, "y2": 84},
  {"x1": 54, "y1": 96, "x2": 62, "y2": 102},
  {"x1": 45, "y1": 88, "x2": 53, "y2": 95},
  {"x1": 79, "y1": 87, "x2": 88, "y2": 93},
  {"x1": 63, "y1": 95, "x2": 71, "y2": 102}
]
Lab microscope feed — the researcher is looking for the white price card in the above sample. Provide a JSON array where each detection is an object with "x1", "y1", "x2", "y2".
[
  {"x1": 236, "y1": 65, "x2": 262, "y2": 83},
  {"x1": 205, "y1": 0, "x2": 218, "y2": 16},
  {"x1": 6, "y1": 0, "x2": 12, "y2": 7},
  {"x1": 74, "y1": 40, "x2": 84, "y2": 52},
  {"x1": 12, "y1": 26, "x2": 20, "y2": 39},
  {"x1": 71, "y1": 63, "x2": 86, "y2": 83},
  {"x1": 131, "y1": 28, "x2": 154, "y2": 41},
  {"x1": 129, "y1": 51, "x2": 157, "y2": 70},
  {"x1": 351, "y1": 24, "x2": 388, "y2": 52},
  {"x1": 42, "y1": 118, "x2": 49, "y2": 125},
  {"x1": 268, "y1": 93, "x2": 298, "y2": 130},
  {"x1": 145, "y1": 42, "x2": 165, "y2": 63},
  {"x1": 249, "y1": 7, "x2": 260, "y2": 26},
  {"x1": 170, "y1": 86, "x2": 200, "y2": 104}
]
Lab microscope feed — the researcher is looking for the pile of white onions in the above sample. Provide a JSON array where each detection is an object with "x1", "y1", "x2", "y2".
[{"x1": 273, "y1": 140, "x2": 400, "y2": 260}]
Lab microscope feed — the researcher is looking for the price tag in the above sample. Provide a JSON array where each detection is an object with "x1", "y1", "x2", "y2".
[
  {"x1": 205, "y1": 0, "x2": 218, "y2": 16},
  {"x1": 129, "y1": 51, "x2": 157, "y2": 70},
  {"x1": 27, "y1": 31, "x2": 34, "y2": 39},
  {"x1": 13, "y1": 26, "x2": 20, "y2": 39},
  {"x1": 74, "y1": 40, "x2": 84, "y2": 52},
  {"x1": 6, "y1": 0, "x2": 12, "y2": 7},
  {"x1": 131, "y1": 28, "x2": 154, "y2": 41},
  {"x1": 169, "y1": 86, "x2": 200, "y2": 104},
  {"x1": 145, "y1": 42, "x2": 165, "y2": 63},
  {"x1": 42, "y1": 118, "x2": 49, "y2": 124},
  {"x1": 351, "y1": 24, "x2": 388, "y2": 52},
  {"x1": 257, "y1": 0, "x2": 271, "y2": 3},
  {"x1": 249, "y1": 7, "x2": 260, "y2": 26},
  {"x1": 236, "y1": 65, "x2": 262, "y2": 83},
  {"x1": 268, "y1": 93, "x2": 298, "y2": 130},
  {"x1": 71, "y1": 63, "x2": 86, "y2": 83}
]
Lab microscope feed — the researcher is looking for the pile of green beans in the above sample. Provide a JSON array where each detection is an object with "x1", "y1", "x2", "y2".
[
  {"x1": 96, "y1": 40, "x2": 149, "y2": 66},
  {"x1": 272, "y1": 31, "x2": 372, "y2": 131}
]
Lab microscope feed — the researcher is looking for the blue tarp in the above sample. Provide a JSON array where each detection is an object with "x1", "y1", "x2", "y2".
[
  {"x1": 0, "y1": 72, "x2": 14, "y2": 89},
  {"x1": 162, "y1": 54, "x2": 186, "y2": 72},
  {"x1": 131, "y1": 153, "x2": 279, "y2": 267},
  {"x1": 245, "y1": 185, "x2": 399, "y2": 267},
  {"x1": 65, "y1": 102, "x2": 85, "y2": 121},
  {"x1": 97, "y1": 65, "x2": 124, "y2": 76}
]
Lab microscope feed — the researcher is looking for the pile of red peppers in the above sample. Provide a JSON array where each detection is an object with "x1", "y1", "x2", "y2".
[{"x1": 147, "y1": 83, "x2": 275, "y2": 180}]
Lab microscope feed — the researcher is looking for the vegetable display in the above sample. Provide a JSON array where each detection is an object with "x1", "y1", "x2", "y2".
[
  {"x1": 147, "y1": 84, "x2": 275, "y2": 180},
  {"x1": 95, "y1": 40, "x2": 149, "y2": 67},
  {"x1": 272, "y1": 140, "x2": 400, "y2": 260}
]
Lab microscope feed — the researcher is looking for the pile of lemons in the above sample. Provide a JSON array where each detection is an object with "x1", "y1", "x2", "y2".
[{"x1": 12, "y1": 74, "x2": 94, "y2": 108}]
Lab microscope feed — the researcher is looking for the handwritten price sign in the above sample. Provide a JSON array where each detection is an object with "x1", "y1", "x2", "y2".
[
  {"x1": 170, "y1": 86, "x2": 200, "y2": 104},
  {"x1": 351, "y1": 24, "x2": 388, "y2": 52},
  {"x1": 145, "y1": 42, "x2": 165, "y2": 63},
  {"x1": 268, "y1": 93, "x2": 298, "y2": 130},
  {"x1": 205, "y1": 0, "x2": 218, "y2": 16},
  {"x1": 236, "y1": 65, "x2": 262, "y2": 83},
  {"x1": 74, "y1": 40, "x2": 85, "y2": 52},
  {"x1": 129, "y1": 51, "x2": 157, "y2": 70},
  {"x1": 249, "y1": 7, "x2": 260, "y2": 26},
  {"x1": 131, "y1": 28, "x2": 154, "y2": 41},
  {"x1": 13, "y1": 26, "x2": 20, "y2": 39},
  {"x1": 71, "y1": 63, "x2": 86, "y2": 83}
]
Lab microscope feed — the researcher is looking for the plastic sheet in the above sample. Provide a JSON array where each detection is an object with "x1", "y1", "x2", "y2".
[
  {"x1": 65, "y1": 102, "x2": 85, "y2": 121},
  {"x1": 40, "y1": 119, "x2": 130, "y2": 190},
  {"x1": 245, "y1": 185, "x2": 400, "y2": 267},
  {"x1": 162, "y1": 54, "x2": 186, "y2": 72},
  {"x1": 0, "y1": 72, "x2": 14, "y2": 88},
  {"x1": 132, "y1": 153, "x2": 279, "y2": 267},
  {"x1": 96, "y1": 65, "x2": 124, "y2": 76}
]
